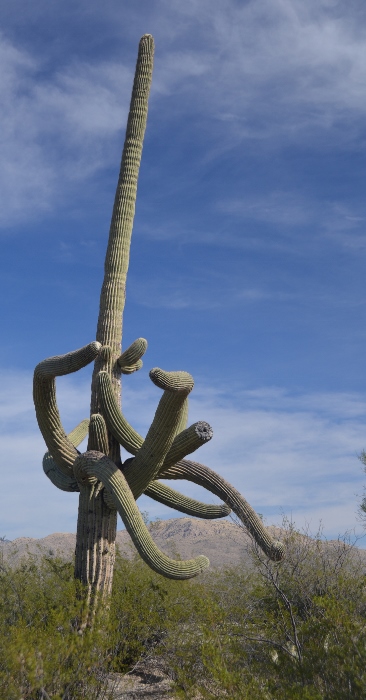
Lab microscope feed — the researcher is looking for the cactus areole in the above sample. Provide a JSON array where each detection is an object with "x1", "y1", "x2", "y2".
[{"x1": 33, "y1": 35, "x2": 284, "y2": 600}]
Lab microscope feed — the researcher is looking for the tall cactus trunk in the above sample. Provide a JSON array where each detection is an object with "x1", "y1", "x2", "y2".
[{"x1": 74, "y1": 35, "x2": 154, "y2": 599}]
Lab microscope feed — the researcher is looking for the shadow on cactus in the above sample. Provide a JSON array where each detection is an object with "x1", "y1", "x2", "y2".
[{"x1": 33, "y1": 35, "x2": 284, "y2": 603}]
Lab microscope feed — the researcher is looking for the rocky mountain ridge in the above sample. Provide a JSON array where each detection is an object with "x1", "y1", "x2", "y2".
[
  {"x1": 2, "y1": 518, "x2": 365, "y2": 573},
  {"x1": 1, "y1": 518, "x2": 256, "y2": 570}
]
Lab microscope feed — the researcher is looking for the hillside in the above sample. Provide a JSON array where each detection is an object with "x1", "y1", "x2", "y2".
[
  {"x1": 1, "y1": 518, "x2": 257, "y2": 570},
  {"x1": 2, "y1": 517, "x2": 365, "y2": 573}
]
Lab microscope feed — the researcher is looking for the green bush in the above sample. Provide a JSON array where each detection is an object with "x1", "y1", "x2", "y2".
[
  {"x1": 0, "y1": 556, "x2": 112, "y2": 699},
  {"x1": 1, "y1": 522, "x2": 365, "y2": 699}
]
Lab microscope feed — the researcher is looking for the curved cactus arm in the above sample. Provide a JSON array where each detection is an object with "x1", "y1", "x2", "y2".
[
  {"x1": 73, "y1": 451, "x2": 209, "y2": 580},
  {"x1": 98, "y1": 372, "x2": 208, "y2": 469},
  {"x1": 42, "y1": 418, "x2": 90, "y2": 492},
  {"x1": 43, "y1": 453, "x2": 79, "y2": 492},
  {"x1": 123, "y1": 368, "x2": 194, "y2": 498},
  {"x1": 117, "y1": 337, "x2": 148, "y2": 374},
  {"x1": 33, "y1": 342, "x2": 101, "y2": 476},
  {"x1": 159, "y1": 459, "x2": 285, "y2": 562},
  {"x1": 98, "y1": 371, "x2": 143, "y2": 455},
  {"x1": 162, "y1": 421, "x2": 213, "y2": 469},
  {"x1": 145, "y1": 481, "x2": 231, "y2": 519}
]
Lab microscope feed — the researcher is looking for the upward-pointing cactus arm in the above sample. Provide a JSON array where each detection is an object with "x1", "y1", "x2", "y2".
[
  {"x1": 117, "y1": 337, "x2": 148, "y2": 374},
  {"x1": 145, "y1": 481, "x2": 231, "y2": 519},
  {"x1": 122, "y1": 368, "x2": 195, "y2": 498},
  {"x1": 98, "y1": 371, "x2": 143, "y2": 454},
  {"x1": 33, "y1": 342, "x2": 101, "y2": 476},
  {"x1": 98, "y1": 371, "x2": 210, "y2": 465},
  {"x1": 159, "y1": 459, "x2": 285, "y2": 562},
  {"x1": 73, "y1": 451, "x2": 209, "y2": 580}
]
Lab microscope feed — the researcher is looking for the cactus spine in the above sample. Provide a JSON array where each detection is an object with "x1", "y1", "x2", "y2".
[{"x1": 33, "y1": 35, "x2": 284, "y2": 605}]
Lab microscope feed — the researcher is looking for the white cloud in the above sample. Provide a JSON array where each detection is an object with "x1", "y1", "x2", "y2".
[
  {"x1": 2, "y1": 2, "x2": 366, "y2": 228},
  {"x1": 156, "y1": 0, "x2": 366, "y2": 130},
  {"x1": 0, "y1": 33, "x2": 131, "y2": 228},
  {"x1": 1, "y1": 367, "x2": 365, "y2": 540}
]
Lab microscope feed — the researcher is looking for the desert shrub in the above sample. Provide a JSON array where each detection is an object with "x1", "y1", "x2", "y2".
[
  {"x1": 158, "y1": 521, "x2": 366, "y2": 699},
  {"x1": 1, "y1": 522, "x2": 365, "y2": 699},
  {"x1": 108, "y1": 548, "x2": 212, "y2": 672},
  {"x1": 0, "y1": 556, "x2": 112, "y2": 699},
  {"x1": 244, "y1": 522, "x2": 366, "y2": 699}
]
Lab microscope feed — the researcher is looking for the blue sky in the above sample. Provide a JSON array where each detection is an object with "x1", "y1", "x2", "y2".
[{"x1": 1, "y1": 0, "x2": 366, "y2": 542}]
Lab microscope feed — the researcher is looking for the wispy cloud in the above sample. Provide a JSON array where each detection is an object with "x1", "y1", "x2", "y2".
[
  {"x1": 2, "y1": 367, "x2": 364, "y2": 540},
  {"x1": 156, "y1": 0, "x2": 366, "y2": 133},
  {"x1": 2, "y1": 2, "x2": 366, "y2": 229},
  {"x1": 128, "y1": 270, "x2": 287, "y2": 310},
  {"x1": 216, "y1": 192, "x2": 366, "y2": 253},
  {"x1": 0, "y1": 33, "x2": 131, "y2": 228}
]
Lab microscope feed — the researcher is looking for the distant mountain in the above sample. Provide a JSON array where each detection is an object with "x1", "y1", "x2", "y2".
[
  {"x1": 2, "y1": 518, "x2": 365, "y2": 573},
  {"x1": 1, "y1": 518, "x2": 256, "y2": 570}
]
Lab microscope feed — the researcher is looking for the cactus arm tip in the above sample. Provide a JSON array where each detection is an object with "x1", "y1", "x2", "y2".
[
  {"x1": 161, "y1": 420, "x2": 213, "y2": 470},
  {"x1": 149, "y1": 368, "x2": 194, "y2": 394}
]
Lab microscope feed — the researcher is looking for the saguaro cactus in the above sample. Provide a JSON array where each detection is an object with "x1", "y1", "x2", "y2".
[{"x1": 33, "y1": 35, "x2": 284, "y2": 602}]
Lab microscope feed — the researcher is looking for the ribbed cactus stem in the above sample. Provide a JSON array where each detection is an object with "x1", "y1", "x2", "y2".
[
  {"x1": 88, "y1": 414, "x2": 109, "y2": 454},
  {"x1": 97, "y1": 371, "x2": 202, "y2": 465},
  {"x1": 33, "y1": 342, "x2": 101, "y2": 475},
  {"x1": 145, "y1": 481, "x2": 231, "y2": 519},
  {"x1": 122, "y1": 369, "x2": 194, "y2": 497},
  {"x1": 73, "y1": 36, "x2": 154, "y2": 597},
  {"x1": 90, "y1": 35, "x2": 154, "y2": 415},
  {"x1": 160, "y1": 459, "x2": 285, "y2": 562},
  {"x1": 175, "y1": 397, "x2": 189, "y2": 435},
  {"x1": 68, "y1": 419, "x2": 90, "y2": 446},
  {"x1": 118, "y1": 337, "x2": 147, "y2": 374},
  {"x1": 43, "y1": 419, "x2": 89, "y2": 492},
  {"x1": 163, "y1": 421, "x2": 213, "y2": 467},
  {"x1": 73, "y1": 451, "x2": 209, "y2": 579},
  {"x1": 74, "y1": 482, "x2": 117, "y2": 597},
  {"x1": 98, "y1": 371, "x2": 143, "y2": 454}
]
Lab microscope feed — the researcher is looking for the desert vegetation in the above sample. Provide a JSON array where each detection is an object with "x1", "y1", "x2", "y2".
[{"x1": 1, "y1": 519, "x2": 365, "y2": 699}]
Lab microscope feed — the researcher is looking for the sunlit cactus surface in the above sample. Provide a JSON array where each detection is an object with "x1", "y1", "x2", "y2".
[{"x1": 33, "y1": 34, "x2": 284, "y2": 599}]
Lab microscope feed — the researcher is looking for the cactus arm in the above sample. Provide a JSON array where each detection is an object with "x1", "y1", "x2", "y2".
[
  {"x1": 43, "y1": 452, "x2": 79, "y2": 492},
  {"x1": 117, "y1": 337, "x2": 147, "y2": 374},
  {"x1": 88, "y1": 413, "x2": 109, "y2": 454},
  {"x1": 145, "y1": 481, "x2": 231, "y2": 519},
  {"x1": 162, "y1": 421, "x2": 213, "y2": 468},
  {"x1": 33, "y1": 342, "x2": 101, "y2": 476},
  {"x1": 73, "y1": 451, "x2": 209, "y2": 579},
  {"x1": 42, "y1": 418, "x2": 89, "y2": 492},
  {"x1": 175, "y1": 397, "x2": 189, "y2": 435},
  {"x1": 68, "y1": 419, "x2": 90, "y2": 446},
  {"x1": 159, "y1": 459, "x2": 285, "y2": 562},
  {"x1": 122, "y1": 369, "x2": 194, "y2": 498},
  {"x1": 98, "y1": 371, "x2": 143, "y2": 454},
  {"x1": 98, "y1": 371, "x2": 209, "y2": 468}
]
